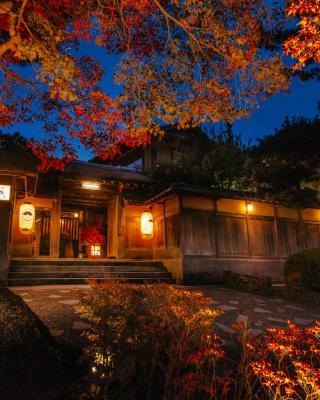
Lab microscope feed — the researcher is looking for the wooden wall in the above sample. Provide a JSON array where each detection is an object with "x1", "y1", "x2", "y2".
[
  {"x1": 181, "y1": 195, "x2": 320, "y2": 260},
  {"x1": 123, "y1": 204, "x2": 153, "y2": 259},
  {"x1": 11, "y1": 197, "x2": 53, "y2": 258}
]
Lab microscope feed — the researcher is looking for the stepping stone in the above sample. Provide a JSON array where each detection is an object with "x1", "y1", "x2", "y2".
[
  {"x1": 50, "y1": 329, "x2": 64, "y2": 337},
  {"x1": 217, "y1": 305, "x2": 238, "y2": 311},
  {"x1": 49, "y1": 295, "x2": 62, "y2": 299},
  {"x1": 236, "y1": 314, "x2": 248, "y2": 323},
  {"x1": 23, "y1": 298, "x2": 34, "y2": 303},
  {"x1": 229, "y1": 300, "x2": 239, "y2": 305},
  {"x1": 253, "y1": 307, "x2": 272, "y2": 314},
  {"x1": 293, "y1": 317, "x2": 313, "y2": 326},
  {"x1": 59, "y1": 300, "x2": 79, "y2": 306},
  {"x1": 79, "y1": 313, "x2": 89, "y2": 319},
  {"x1": 72, "y1": 321, "x2": 91, "y2": 330},
  {"x1": 20, "y1": 292, "x2": 30, "y2": 296},
  {"x1": 73, "y1": 306, "x2": 83, "y2": 314},
  {"x1": 277, "y1": 308, "x2": 286, "y2": 313},
  {"x1": 215, "y1": 322, "x2": 235, "y2": 334},
  {"x1": 253, "y1": 298, "x2": 266, "y2": 303},
  {"x1": 267, "y1": 317, "x2": 286, "y2": 323},
  {"x1": 284, "y1": 305, "x2": 304, "y2": 311},
  {"x1": 59, "y1": 290, "x2": 70, "y2": 293}
]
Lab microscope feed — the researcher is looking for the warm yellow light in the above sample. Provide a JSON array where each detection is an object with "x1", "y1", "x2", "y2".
[
  {"x1": 74, "y1": 212, "x2": 79, "y2": 218},
  {"x1": 19, "y1": 202, "x2": 35, "y2": 234},
  {"x1": 91, "y1": 245, "x2": 101, "y2": 257},
  {"x1": 246, "y1": 202, "x2": 254, "y2": 213},
  {"x1": 141, "y1": 211, "x2": 153, "y2": 239},
  {"x1": 0, "y1": 184, "x2": 11, "y2": 201},
  {"x1": 81, "y1": 181, "x2": 100, "y2": 190}
]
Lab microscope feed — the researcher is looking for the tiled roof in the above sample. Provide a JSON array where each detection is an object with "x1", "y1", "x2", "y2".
[{"x1": 62, "y1": 161, "x2": 152, "y2": 184}]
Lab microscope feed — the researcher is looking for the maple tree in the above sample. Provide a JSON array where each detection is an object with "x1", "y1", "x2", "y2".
[
  {"x1": 0, "y1": 0, "x2": 289, "y2": 171},
  {"x1": 284, "y1": 0, "x2": 320, "y2": 69}
]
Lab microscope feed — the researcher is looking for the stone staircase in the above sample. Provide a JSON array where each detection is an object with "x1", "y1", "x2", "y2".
[{"x1": 8, "y1": 258, "x2": 174, "y2": 286}]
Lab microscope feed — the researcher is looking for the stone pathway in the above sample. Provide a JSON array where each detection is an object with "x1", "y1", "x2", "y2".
[
  {"x1": 10, "y1": 285, "x2": 320, "y2": 348},
  {"x1": 193, "y1": 286, "x2": 320, "y2": 343}
]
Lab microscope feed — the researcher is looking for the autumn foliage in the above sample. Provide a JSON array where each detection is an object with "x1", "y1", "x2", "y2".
[
  {"x1": 284, "y1": 0, "x2": 320, "y2": 69},
  {"x1": 80, "y1": 281, "x2": 320, "y2": 400},
  {"x1": 0, "y1": 1, "x2": 288, "y2": 170}
]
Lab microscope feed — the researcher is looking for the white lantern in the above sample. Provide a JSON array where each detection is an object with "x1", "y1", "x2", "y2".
[
  {"x1": 19, "y1": 202, "x2": 35, "y2": 234},
  {"x1": 141, "y1": 211, "x2": 153, "y2": 239}
]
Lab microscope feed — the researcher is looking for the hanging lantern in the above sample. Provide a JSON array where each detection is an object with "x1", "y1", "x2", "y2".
[
  {"x1": 141, "y1": 211, "x2": 153, "y2": 239},
  {"x1": 19, "y1": 202, "x2": 35, "y2": 234}
]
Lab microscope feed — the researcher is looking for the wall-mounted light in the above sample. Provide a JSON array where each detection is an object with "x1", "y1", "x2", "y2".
[
  {"x1": 82, "y1": 181, "x2": 100, "y2": 190},
  {"x1": 74, "y1": 212, "x2": 79, "y2": 218},
  {"x1": 0, "y1": 184, "x2": 11, "y2": 201},
  {"x1": 246, "y1": 202, "x2": 254, "y2": 213},
  {"x1": 141, "y1": 211, "x2": 153, "y2": 239},
  {"x1": 19, "y1": 202, "x2": 35, "y2": 234}
]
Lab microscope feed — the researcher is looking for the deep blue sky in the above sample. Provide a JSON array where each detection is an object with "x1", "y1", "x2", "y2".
[{"x1": 10, "y1": 45, "x2": 320, "y2": 160}]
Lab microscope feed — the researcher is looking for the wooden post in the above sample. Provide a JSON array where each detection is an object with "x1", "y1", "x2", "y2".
[
  {"x1": 50, "y1": 191, "x2": 62, "y2": 258},
  {"x1": 213, "y1": 199, "x2": 219, "y2": 258},
  {"x1": 273, "y1": 205, "x2": 281, "y2": 258},
  {"x1": 245, "y1": 202, "x2": 252, "y2": 258},
  {"x1": 108, "y1": 194, "x2": 120, "y2": 258}
]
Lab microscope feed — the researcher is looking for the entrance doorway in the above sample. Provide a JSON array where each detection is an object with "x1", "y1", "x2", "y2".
[{"x1": 59, "y1": 206, "x2": 108, "y2": 258}]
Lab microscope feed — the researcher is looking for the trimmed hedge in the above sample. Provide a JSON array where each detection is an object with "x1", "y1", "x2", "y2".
[{"x1": 284, "y1": 248, "x2": 320, "y2": 290}]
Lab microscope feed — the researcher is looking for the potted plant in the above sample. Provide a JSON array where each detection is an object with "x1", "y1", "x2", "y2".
[{"x1": 79, "y1": 225, "x2": 105, "y2": 259}]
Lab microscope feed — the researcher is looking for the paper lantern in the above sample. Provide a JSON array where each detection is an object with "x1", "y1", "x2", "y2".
[
  {"x1": 141, "y1": 211, "x2": 153, "y2": 239},
  {"x1": 19, "y1": 202, "x2": 35, "y2": 234},
  {"x1": 91, "y1": 244, "x2": 101, "y2": 257}
]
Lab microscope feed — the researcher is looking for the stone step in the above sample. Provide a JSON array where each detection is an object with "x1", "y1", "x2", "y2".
[
  {"x1": 8, "y1": 271, "x2": 172, "y2": 279},
  {"x1": 8, "y1": 259, "x2": 174, "y2": 286},
  {"x1": 11, "y1": 259, "x2": 164, "y2": 267},
  {"x1": 8, "y1": 277, "x2": 175, "y2": 286},
  {"x1": 10, "y1": 265, "x2": 165, "y2": 273}
]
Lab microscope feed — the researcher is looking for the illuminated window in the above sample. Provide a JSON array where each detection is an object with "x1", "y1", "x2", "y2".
[
  {"x1": 0, "y1": 185, "x2": 11, "y2": 201},
  {"x1": 91, "y1": 245, "x2": 101, "y2": 257}
]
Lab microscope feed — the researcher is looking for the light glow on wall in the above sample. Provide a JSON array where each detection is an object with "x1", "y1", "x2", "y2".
[
  {"x1": 141, "y1": 211, "x2": 153, "y2": 239},
  {"x1": 0, "y1": 185, "x2": 11, "y2": 201},
  {"x1": 19, "y1": 202, "x2": 35, "y2": 234},
  {"x1": 246, "y1": 202, "x2": 254, "y2": 213},
  {"x1": 82, "y1": 181, "x2": 101, "y2": 190}
]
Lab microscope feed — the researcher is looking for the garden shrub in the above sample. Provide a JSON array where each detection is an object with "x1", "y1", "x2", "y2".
[
  {"x1": 81, "y1": 281, "x2": 225, "y2": 400},
  {"x1": 284, "y1": 248, "x2": 320, "y2": 290},
  {"x1": 80, "y1": 281, "x2": 320, "y2": 400},
  {"x1": 0, "y1": 288, "x2": 66, "y2": 400}
]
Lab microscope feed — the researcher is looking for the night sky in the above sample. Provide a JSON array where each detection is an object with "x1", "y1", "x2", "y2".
[{"x1": 11, "y1": 44, "x2": 320, "y2": 160}]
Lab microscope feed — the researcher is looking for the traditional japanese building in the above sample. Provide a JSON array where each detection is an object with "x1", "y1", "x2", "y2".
[{"x1": 1, "y1": 133, "x2": 320, "y2": 286}]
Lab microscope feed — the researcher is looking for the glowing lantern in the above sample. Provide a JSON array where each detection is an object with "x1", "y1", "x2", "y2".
[
  {"x1": 91, "y1": 244, "x2": 101, "y2": 257},
  {"x1": 246, "y1": 202, "x2": 254, "y2": 213},
  {"x1": 19, "y1": 202, "x2": 35, "y2": 234},
  {"x1": 141, "y1": 211, "x2": 153, "y2": 239}
]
